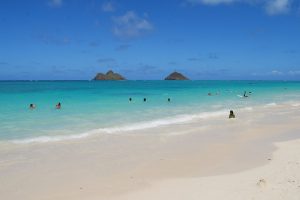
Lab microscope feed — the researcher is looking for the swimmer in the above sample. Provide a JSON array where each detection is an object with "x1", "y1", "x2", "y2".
[
  {"x1": 229, "y1": 110, "x2": 235, "y2": 119},
  {"x1": 29, "y1": 103, "x2": 36, "y2": 110},
  {"x1": 129, "y1": 97, "x2": 132, "y2": 102},
  {"x1": 143, "y1": 98, "x2": 147, "y2": 102},
  {"x1": 168, "y1": 98, "x2": 171, "y2": 102},
  {"x1": 56, "y1": 102, "x2": 61, "y2": 109}
]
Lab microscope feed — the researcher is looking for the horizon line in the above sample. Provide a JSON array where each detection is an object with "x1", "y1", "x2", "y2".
[{"x1": 0, "y1": 79, "x2": 299, "y2": 82}]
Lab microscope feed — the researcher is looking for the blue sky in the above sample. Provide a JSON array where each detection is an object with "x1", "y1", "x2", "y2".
[{"x1": 0, "y1": 0, "x2": 300, "y2": 80}]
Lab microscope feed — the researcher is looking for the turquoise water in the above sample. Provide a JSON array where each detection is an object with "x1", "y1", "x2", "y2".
[{"x1": 0, "y1": 81, "x2": 299, "y2": 143}]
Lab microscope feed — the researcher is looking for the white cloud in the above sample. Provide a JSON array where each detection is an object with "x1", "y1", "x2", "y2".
[
  {"x1": 271, "y1": 70, "x2": 284, "y2": 75},
  {"x1": 266, "y1": 0, "x2": 291, "y2": 15},
  {"x1": 112, "y1": 11, "x2": 153, "y2": 39},
  {"x1": 185, "y1": 0, "x2": 293, "y2": 15},
  {"x1": 252, "y1": 69, "x2": 300, "y2": 77},
  {"x1": 102, "y1": 1, "x2": 115, "y2": 12},
  {"x1": 187, "y1": 0, "x2": 238, "y2": 5},
  {"x1": 48, "y1": 0, "x2": 63, "y2": 8},
  {"x1": 288, "y1": 70, "x2": 300, "y2": 75}
]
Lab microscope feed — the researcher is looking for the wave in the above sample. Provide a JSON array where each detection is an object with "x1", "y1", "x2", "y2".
[
  {"x1": 289, "y1": 101, "x2": 300, "y2": 107},
  {"x1": 264, "y1": 102, "x2": 277, "y2": 107},
  {"x1": 12, "y1": 110, "x2": 228, "y2": 144},
  {"x1": 240, "y1": 106, "x2": 253, "y2": 111}
]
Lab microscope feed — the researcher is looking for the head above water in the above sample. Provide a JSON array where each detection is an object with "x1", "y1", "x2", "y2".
[
  {"x1": 56, "y1": 102, "x2": 61, "y2": 109},
  {"x1": 229, "y1": 110, "x2": 235, "y2": 119}
]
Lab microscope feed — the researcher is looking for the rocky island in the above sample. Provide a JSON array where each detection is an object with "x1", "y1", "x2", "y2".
[
  {"x1": 164, "y1": 71, "x2": 189, "y2": 80},
  {"x1": 93, "y1": 70, "x2": 126, "y2": 80}
]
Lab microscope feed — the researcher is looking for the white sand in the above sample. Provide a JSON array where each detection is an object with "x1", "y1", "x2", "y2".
[
  {"x1": 0, "y1": 103, "x2": 300, "y2": 200},
  {"x1": 110, "y1": 139, "x2": 300, "y2": 200}
]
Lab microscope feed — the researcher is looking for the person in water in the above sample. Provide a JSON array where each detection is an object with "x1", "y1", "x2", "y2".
[
  {"x1": 229, "y1": 110, "x2": 235, "y2": 119},
  {"x1": 168, "y1": 98, "x2": 171, "y2": 102},
  {"x1": 243, "y1": 91, "x2": 248, "y2": 98},
  {"x1": 56, "y1": 102, "x2": 61, "y2": 109},
  {"x1": 143, "y1": 98, "x2": 147, "y2": 102},
  {"x1": 29, "y1": 103, "x2": 36, "y2": 109},
  {"x1": 129, "y1": 97, "x2": 132, "y2": 102}
]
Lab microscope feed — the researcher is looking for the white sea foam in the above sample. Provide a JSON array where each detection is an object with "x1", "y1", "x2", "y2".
[
  {"x1": 241, "y1": 107, "x2": 253, "y2": 111},
  {"x1": 12, "y1": 110, "x2": 228, "y2": 144},
  {"x1": 12, "y1": 133, "x2": 91, "y2": 144},
  {"x1": 264, "y1": 103, "x2": 277, "y2": 107},
  {"x1": 211, "y1": 104, "x2": 223, "y2": 109},
  {"x1": 290, "y1": 102, "x2": 300, "y2": 107}
]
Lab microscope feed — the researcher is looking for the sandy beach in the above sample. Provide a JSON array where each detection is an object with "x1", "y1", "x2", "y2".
[
  {"x1": 2, "y1": 0, "x2": 300, "y2": 199},
  {"x1": 0, "y1": 103, "x2": 300, "y2": 200},
  {"x1": 111, "y1": 138, "x2": 300, "y2": 200}
]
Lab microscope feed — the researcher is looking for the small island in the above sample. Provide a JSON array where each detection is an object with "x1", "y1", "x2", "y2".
[
  {"x1": 93, "y1": 70, "x2": 126, "y2": 81},
  {"x1": 164, "y1": 71, "x2": 189, "y2": 80}
]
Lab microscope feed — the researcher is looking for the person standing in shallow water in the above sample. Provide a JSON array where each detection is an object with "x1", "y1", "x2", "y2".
[
  {"x1": 56, "y1": 102, "x2": 61, "y2": 109},
  {"x1": 229, "y1": 110, "x2": 235, "y2": 119},
  {"x1": 29, "y1": 104, "x2": 36, "y2": 110}
]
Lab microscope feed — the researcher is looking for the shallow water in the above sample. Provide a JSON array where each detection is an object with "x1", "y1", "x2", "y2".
[{"x1": 0, "y1": 80, "x2": 299, "y2": 142}]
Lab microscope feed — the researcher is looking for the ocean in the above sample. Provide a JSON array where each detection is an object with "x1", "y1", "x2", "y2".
[{"x1": 0, "y1": 80, "x2": 299, "y2": 143}]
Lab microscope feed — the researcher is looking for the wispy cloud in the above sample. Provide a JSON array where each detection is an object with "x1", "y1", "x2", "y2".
[
  {"x1": 115, "y1": 44, "x2": 131, "y2": 51},
  {"x1": 97, "y1": 58, "x2": 116, "y2": 63},
  {"x1": 187, "y1": 0, "x2": 237, "y2": 5},
  {"x1": 102, "y1": 1, "x2": 116, "y2": 12},
  {"x1": 112, "y1": 11, "x2": 153, "y2": 39},
  {"x1": 252, "y1": 69, "x2": 300, "y2": 77},
  {"x1": 122, "y1": 63, "x2": 164, "y2": 79},
  {"x1": 89, "y1": 41, "x2": 100, "y2": 47},
  {"x1": 166, "y1": 38, "x2": 185, "y2": 44},
  {"x1": 0, "y1": 61, "x2": 9, "y2": 65},
  {"x1": 48, "y1": 0, "x2": 63, "y2": 8},
  {"x1": 35, "y1": 33, "x2": 70, "y2": 45},
  {"x1": 288, "y1": 70, "x2": 300, "y2": 75},
  {"x1": 266, "y1": 0, "x2": 291, "y2": 15},
  {"x1": 271, "y1": 70, "x2": 284, "y2": 75},
  {"x1": 188, "y1": 57, "x2": 202, "y2": 61},
  {"x1": 197, "y1": 68, "x2": 230, "y2": 76},
  {"x1": 138, "y1": 64, "x2": 163, "y2": 74},
  {"x1": 188, "y1": 53, "x2": 219, "y2": 61},
  {"x1": 168, "y1": 61, "x2": 178, "y2": 65},
  {"x1": 283, "y1": 49, "x2": 297, "y2": 54},
  {"x1": 208, "y1": 52, "x2": 219, "y2": 59},
  {"x1": 185, "y1": 0, "x2": 294, "y2": 15}
]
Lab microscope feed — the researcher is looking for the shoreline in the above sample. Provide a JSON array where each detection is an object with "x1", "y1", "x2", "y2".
[
  {"x1": 2, "y1": 99, "x2": 300, "y2": 145},
  {"x1": 0, "y1": 103, "x2": 300, "y2": 199}
]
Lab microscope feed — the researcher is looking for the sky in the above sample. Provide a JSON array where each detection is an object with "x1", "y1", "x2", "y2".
[{"x1": 0, "y1": 0, "x2": 300, "y2": 80}]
